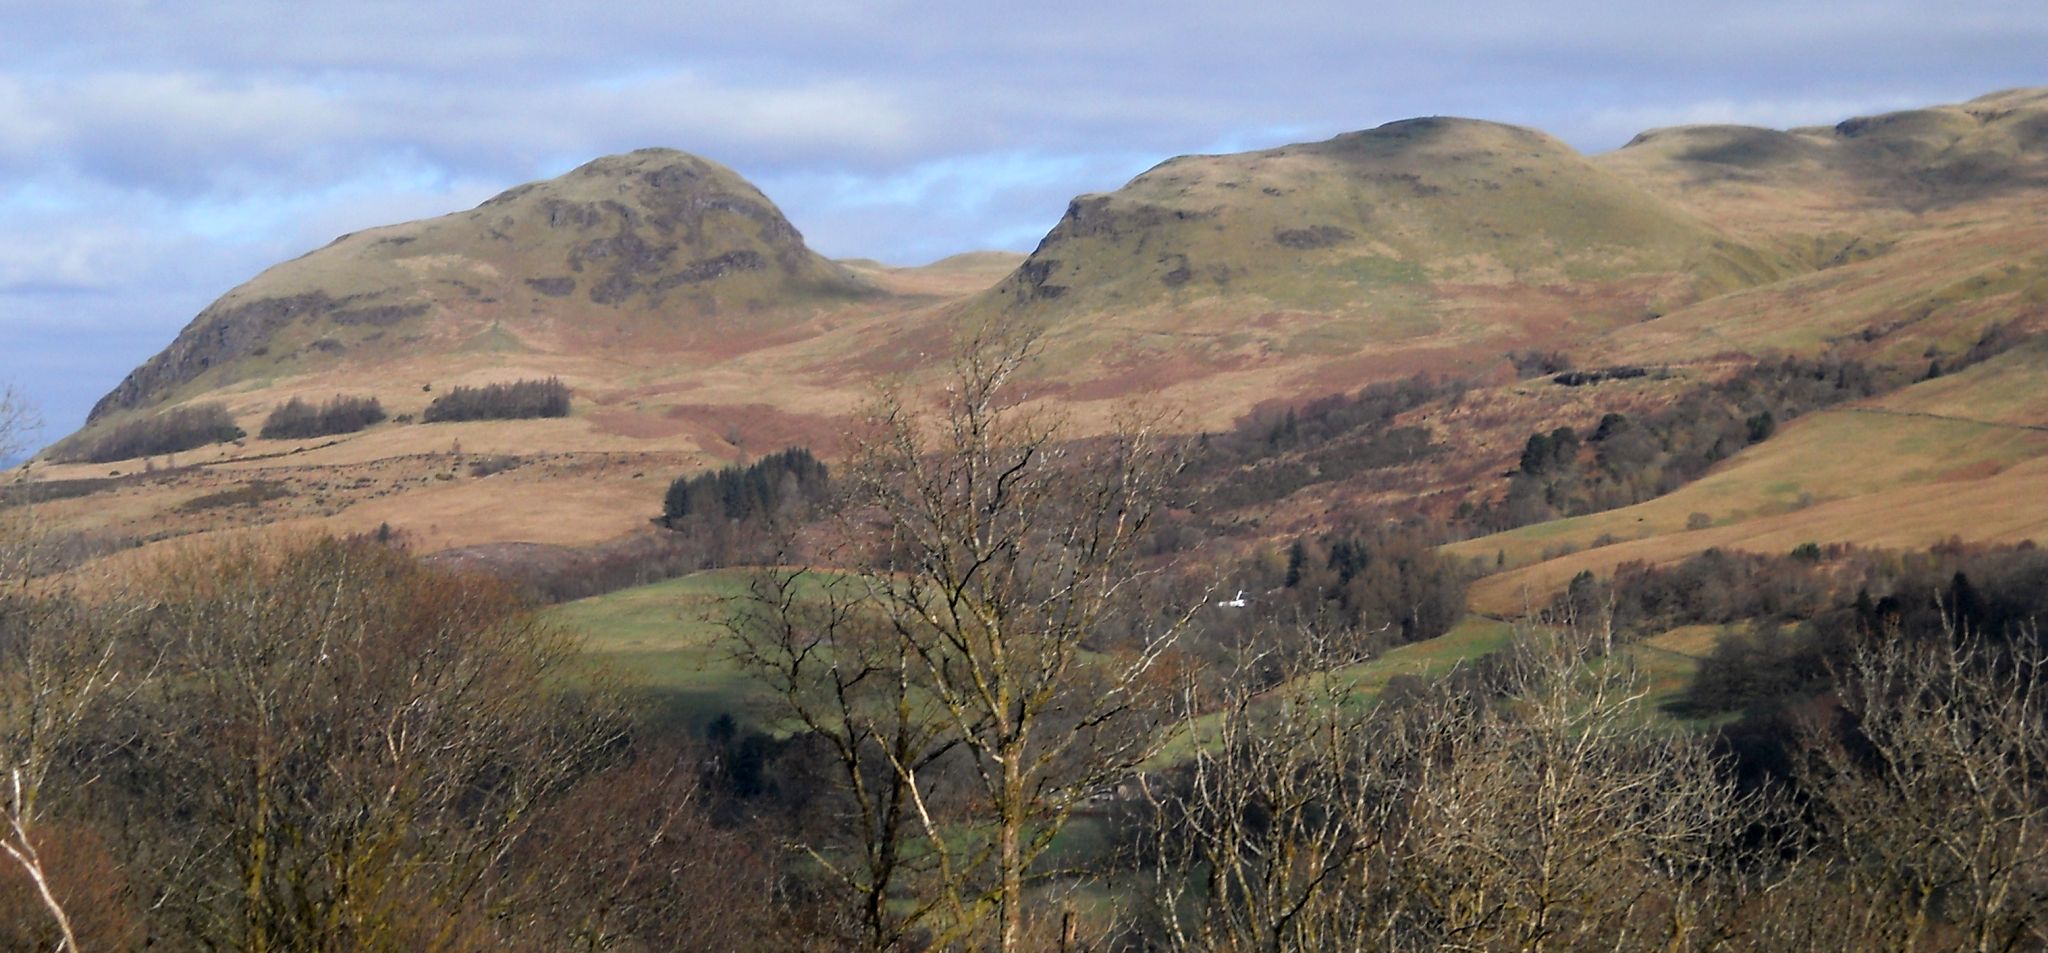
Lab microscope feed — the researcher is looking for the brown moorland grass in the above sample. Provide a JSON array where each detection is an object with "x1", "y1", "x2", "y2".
[
  {"x1": 1449, "y1": 342, "x2": 2048, "y2": 613},
  {"x1": 1592, "y1": 215, "x2": 2048, "y2": 366},
  {"x1": 1460, "y1": 451, "x2": 2048, "y2": 615}
]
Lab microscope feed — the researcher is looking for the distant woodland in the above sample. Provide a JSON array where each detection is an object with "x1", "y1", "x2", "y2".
[
  {"x1": 422, "y1": 377, "x2": 572, "y2": 422},
  {"x1": 258, "y1": 394, "x2": 387, "y2": 439},
  {"x1": 46, "y1": 402, "x2": 244, "y2": 464}
]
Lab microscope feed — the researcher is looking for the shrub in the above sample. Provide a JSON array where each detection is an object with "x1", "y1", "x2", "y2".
[
  {"x1": 467, "y1": 454, "x2": 522, "y2": 477},
  {"x1": 174, "y1": 480, "x2": 294, "y2": 513},
  {"x1": 421, "y1": 377, "x2": 570, "y2": 423},
  {"x1": 49, "y1": 403, "x2": 244, "y2": 464},
  {"x1": 258, "y1": 395, "x2": 386, "y2": 440}
]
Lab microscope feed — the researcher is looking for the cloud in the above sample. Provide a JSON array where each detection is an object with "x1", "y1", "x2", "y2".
[
  {"x1": 1, "y1": 68, "x2": 925, "y2": 195},
  {"x1": 757, "y1": 150, "x2": 1161, "y2": 263},
  {"x1": 3, "y1": 0, "x2": 2046, "y2": 447}
]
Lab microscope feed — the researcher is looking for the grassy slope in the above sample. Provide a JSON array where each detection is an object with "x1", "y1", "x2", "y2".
[
  {"x1": 988, "y1": 118, "x2": 1762, "y2": 312},
  {"x1": 1629, "y1": 625, "x2": 1723, "y2": 721},
  {"x1": 546, "y1": 566, "x2": 1522, "y2": 762},
  {"x1": 544, "y1": 567, "x2": 864, "y2": 734},
  {"x1": 545, "y1": 570, "x2": 762, "y2": 733},
  {"x1": 1592, "y1": 89, "x2": 2048, "y2": 367},
  {"x1": 1150, "y1": 615, "x2": 1516, "y2": 764},
  {"x1": 1449, "y1": 339, "x2": 2048, "y2": 614},
  {"x1": 958, "y1": 117, "x2": 1793, "y2": 411}
]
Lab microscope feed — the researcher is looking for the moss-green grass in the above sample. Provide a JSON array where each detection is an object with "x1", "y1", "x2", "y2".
[
  {"x1": 1331, "y1": 614, "x2": 1518, "y2": 698},
  {"x1": 546, "y1": 569, "x2": 764, "y2": 734},
  {"x1": 1150, "y1": 615, "x2": 1516, "y2": 765},
  {"x1": 962, "y1": 116, "x2": 1786, "y2": 382}
]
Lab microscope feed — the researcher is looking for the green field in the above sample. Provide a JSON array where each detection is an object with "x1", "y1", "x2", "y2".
[
  {"x1": 1636, "y1": 626, "x2": 1716, "y2": 685},
  {"x1": 1151, "y1": 614, "x2": 1516, "y2": 765},
  {"x1": 1328, "y1": 614, "x2": 1517, "y2": 700},
  {"x1": 551, "y1": 565, "x2": 1528, "y2": 761},
  {"x1": 545, "y1": 569, "x2": 765, "y2": 734}
]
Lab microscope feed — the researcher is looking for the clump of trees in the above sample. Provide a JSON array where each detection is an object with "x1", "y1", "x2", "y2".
[
  {"x1": 1190, "y1": 525, "x2": 1469, "y2": 654},
  {"x1": 421, "y1": 377, "x2": 570, "y2": 422},
  {"x1": 1471, "y1": 332, "x2": 2036, "y2": 534},
  {"x1": 1124, "y1": 604, "x2": 2048, "y2": 951},
  {"x1": 660, "y1": 447, "x2": 829, "y2": 528},
  {"x1": 1536, "y1": 540, "x2": 2048, "y2": 719},
  {"x1": 46, "y1": 402, "x2": 244, "y2": 464},
  {"x1": 1135, "y1": 617, "x2": 1756, "y2": 951},
  {"x1": 258, "y1": 394, "x2": 386, "y2": 439},
  {"x1": 1784, "y1": 626, "x2": 2048, "y2": 950},
  {"x1": 1552, "y1": 365, "x2": 1649, "y2": 386},
  {"x1": 1467, "y1": 355, "x2": 1905, "y2": 531},
  {"x1": 1653, "y1": 542, "x2": 2048, "y2": 717},
  {"x1": 173, "y1": 478, "x2": 294, "y2": 513}
]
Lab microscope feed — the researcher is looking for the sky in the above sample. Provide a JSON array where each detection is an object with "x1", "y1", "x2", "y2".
[{"x1": 2, "y1": 0, "x2": 2044, "y2": 458}]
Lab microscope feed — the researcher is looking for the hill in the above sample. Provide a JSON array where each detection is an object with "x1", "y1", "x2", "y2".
[
  {"x1": 1449, "y1": 337, "x2": 2048, "y2": 615},
  {"x1": 16, "y1": 89, "x2": 2048, "y2": 597},
  {"x1": 1603, "y1": 87, "x2": 2048, "y2": 231},
  {"x1": 959, "y1": 116, "x2": 1808, "y2": 407},
  {"x1": 87, "y1": 149, "x2": 876, "y2": 424}
]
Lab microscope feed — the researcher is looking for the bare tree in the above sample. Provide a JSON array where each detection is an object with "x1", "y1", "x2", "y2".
[
  {"x1": 726, "y1": 564, "x2": 960, "y2": 951},
  {"x1": 0, "y1": 386, "x2": 31, "y2": 469},
  {"x1": 1138, "y1": 624, "x2": 1419, "y2": 952},
  {"x1": 1, "y1": 386, "x2": 130, "y2": 952},
  {"x1": 833, "y1": 325, "x2": 1196, "y2": 951},
  {"x1": 1398, "y1": 616, "x2": 1754, "y2": 952},
  {"x1": 497, "y1": 744, "x2": 801, "y2": 952},
  {"x1": 1136, "y1": 607, "x2": 1760, "y2": 953},
  {"x1": 0, "y1": 588, "x2": 129, "y2": 953},
  {"x1": 95, "y1": 537, "x2": 630, "y2": 952},
  {"x1": 1793, "y1": 621, "x2": 2048, "y2": 952}
]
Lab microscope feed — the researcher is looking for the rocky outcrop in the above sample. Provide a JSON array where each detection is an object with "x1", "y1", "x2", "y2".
[{"x1": 88, "y1": 293, "x2": 420, "y2": 421}]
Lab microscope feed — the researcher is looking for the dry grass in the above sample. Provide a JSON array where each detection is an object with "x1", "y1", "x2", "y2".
[
  {"x1": 1641, "y1": 624, "x2": 1731, "y2": 658},
  {"x1": 1449, "y1": 340, "x2": 2048, "y2": 612},
  {"x1": 837, "y1": 252, "x2": 1022, "y2": 297},
  {"x1": 1463, "y1": 451, "x2": 2048, "y2": 615}
]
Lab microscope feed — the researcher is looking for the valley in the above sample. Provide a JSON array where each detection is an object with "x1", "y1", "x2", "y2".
[{"x1": 7, "y1": 86, "x2": 2048, "y2": 951}]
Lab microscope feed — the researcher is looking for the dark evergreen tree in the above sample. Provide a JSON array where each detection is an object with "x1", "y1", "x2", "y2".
[
  {"x1": 659, "y1": 446, "x2": 830, "y2": 528},
  {"x1": 421, "y1": 377, "x2": 571, "y2": 422}
]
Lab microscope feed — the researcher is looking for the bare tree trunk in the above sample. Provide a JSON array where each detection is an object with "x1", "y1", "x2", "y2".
[
  {"x1": 999, "y1": 756, "x2": 1024, "y2": 953},
  {"x1": 2, "y1": 770, "x2": 79, "y2": 952}
]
